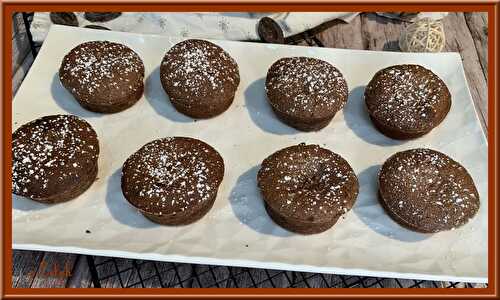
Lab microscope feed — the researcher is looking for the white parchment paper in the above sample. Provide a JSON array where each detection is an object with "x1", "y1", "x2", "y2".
[{"x1": 12, "y1": 25, "x2": 488, "y2": 283}]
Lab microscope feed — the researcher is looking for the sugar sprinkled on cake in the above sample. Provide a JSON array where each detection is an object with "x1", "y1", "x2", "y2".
[
  {"x1": 265, "y1": 57, "x2": 348, "y2": 116},
  {"x1": 365, "y1": 64, "x2": 449, "y2": 131},
  {"x1": 161, "y1": 39, "x2": 239, "y2": 101},
  {"x1": 60, "y1": 41, "x2": 144, "y2": 101},
  {"x1": 12, "y1": 115, "x2": 99, "y2": 198},
  {"x1": 258, "y1": 144, "x2": 357, "y2": 219},
  {"x1": 122, "y1": 137, "x2": 224, "y2": 215},
  {"x1": 379, "y1": 148, "x2": 479, "y2": 229}
]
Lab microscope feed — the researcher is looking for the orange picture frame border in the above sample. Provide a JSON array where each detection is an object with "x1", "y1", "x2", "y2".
[{"x1": 1, "y1": 1, "x2": 498, "y2": 298}]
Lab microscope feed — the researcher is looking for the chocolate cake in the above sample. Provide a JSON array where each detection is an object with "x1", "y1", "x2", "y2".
[
  {"x1": 365, "y1": 64, "x2": 451, "y2": 139},
  {"x1": 378, "y1": 148, "x2": 480, "y2": 233},
  {"x1": 121, "y1": 137, "x2": 224, "y2": 225},
  {"x1": 257, "y1": 143, "x2": 359, "y2": 234},
  {"x1": 265, "y1": 57, "x2": 348, "y2": 131},
  {"x1": 160, "y1": 39, "x2": 240, "y2": 118},
  {"x1": 59, "y1": 41, "x2": 145, "y2": 113},
  {"x1": 12, "y1": 115, "x2": 99, "y2": 203}
]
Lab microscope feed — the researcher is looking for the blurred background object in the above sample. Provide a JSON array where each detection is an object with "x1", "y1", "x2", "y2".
[
  {"x1": 399, "y1": 18, "x2": 446, "y2": 52},
  {"x1": 30, "y1": 12, "x2": 448, "y2": 43}
]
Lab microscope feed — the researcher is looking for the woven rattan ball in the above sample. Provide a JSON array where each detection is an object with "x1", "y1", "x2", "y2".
[{"x1": 399, "y1": 18, "x2": 445, "y2": 52}]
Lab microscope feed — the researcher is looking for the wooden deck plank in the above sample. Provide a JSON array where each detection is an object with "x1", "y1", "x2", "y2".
[
  {"x1": 12, "y1": 250, "x2": 45, "y2": 288},
  {"x1": 316, "y1": 16, "x2": 364, "y2": 49},
  {"x1": 12, "y1": 52, "x2": 34, "y2": 96},
  {"x1": 191, "y1": 265, "x2": 224, "y2": 288},
  {"x1": 223, "y1": 267, "x2": 254, "y2": 288},
  {"x1": 29, "y1": 252, "x2": 78, "y2": 288},
  {"x1": 66, "y1": 255, "x2": 93, "y2": 288},
  {"x1": 125, "y1": 261, "x2": 159, "y2": 288},
  {"x1": 360, "y1": 13, "x2": 405, "y2": 51},
  {"x1": 442, "y1": 13, "x2": 488, "y2": 131},
  {"x1": 464, "y1": 12, "x2": 488, "y2": 82},
  {"x1": 12, "y1": 13, "x2": 31, "y2": 77},
  {"x1": 94, "y1": 257, "x2": 135, "y2": 288}
]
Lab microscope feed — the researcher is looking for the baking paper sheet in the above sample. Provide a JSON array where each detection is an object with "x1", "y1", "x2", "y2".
[{"x1": 12, "y1": 25, "x2": 488, "y2": 283}]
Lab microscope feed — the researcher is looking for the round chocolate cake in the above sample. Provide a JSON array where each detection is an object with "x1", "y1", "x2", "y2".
[
  {"x1": 257, "y1": 143, "x2": 359, "y2": 234},
  {"x1": 121, "y1": 137, "x2": 224, "y2": 225},
  {"x1": 59, "y1": 41, "x2": 145, "y2": 113},
  {"x1": 378, "y1": 148, "x2": 480, "y2": 233},
  {"x1": 365, "y1": 64, "x2": 451, "y2": 139},
  {"x1": 160, "y1": 39, "x2": 240, "y2": 119},
  {"x1": 12, "y1": 115, "x2": 99, "y2": 203},
  {"x1": 265, "y1": 57, "x2": 348, "y2": 131}
]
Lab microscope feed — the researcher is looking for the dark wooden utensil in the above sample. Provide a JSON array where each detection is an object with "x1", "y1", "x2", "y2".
[
  {"x1": 258, "y1": 17, "x2": 285, "y2": 44},
  {"x1": 50, "y1": 12, "x2": 78, "y2": 27}
]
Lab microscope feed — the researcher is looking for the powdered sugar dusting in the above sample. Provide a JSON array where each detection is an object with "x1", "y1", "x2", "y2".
[
  {"x1": 379, "y1": 148, "x2": 479, "y2": 231},
  {"x1": 265, "y1": 57, "x2": 348, "y2": 117},
  {"x1": 258, "y1": 144, "x2": 358, "y2": 220},
  {"x1": 12, "y1": 115, "x2": 99, "y2": 198},
  {"x1": 60, "y1": 41, "x2": 144, "y2": 102},
  {"x1": 161, "y1": 39, "x2": 239, "y2": 101},
  {"x1": 122, "y1": 137, "x2": 224, "y2": 215},
  {"x1": 365, "y1": 64, "x2": 449, "y2": 132}
]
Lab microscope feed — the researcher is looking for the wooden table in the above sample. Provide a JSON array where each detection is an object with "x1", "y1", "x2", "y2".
[{"x1": 12, "y1": 12, "x2": 488, "y2": 288}]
